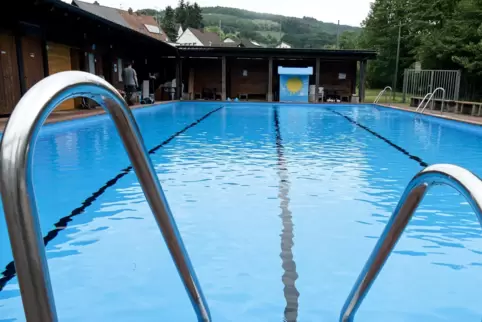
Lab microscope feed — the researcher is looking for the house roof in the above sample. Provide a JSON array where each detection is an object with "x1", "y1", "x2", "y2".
[
  {"x1": 72, "y1": 0, "x2": 169, "y2": 42},
  {"x1": 43, "y1": 0, "x2": 177, "y2": 54},
  {"x1": 187, "y1": 28, "x2": 222, "y2": 46},
  {"x1": 177, "y1": 46, "x2": 377, "y2": 60},
  {"x1": 118, "y1": 11, "x2": 169, "y2": 42},
  {"x1": 71, "y1": 0, "x2": 130, "y2": 28},
  {"x1": 220, "y1": 38, "x2": 263, "y2": 48}
]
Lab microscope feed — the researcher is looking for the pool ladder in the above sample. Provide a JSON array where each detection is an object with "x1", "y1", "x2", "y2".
[
  {"x1": 0, "y1": 72, "x2": 211, "y2": 322},
  {"x1": 373, "y1": 86, "x2": 392, "y2": 105},
  {"x1": 415, "y1": 87, "x2": 446, "y2": 114},
  {"x1": 339, "y1": 164, "x2": 482, "y2": 321}
]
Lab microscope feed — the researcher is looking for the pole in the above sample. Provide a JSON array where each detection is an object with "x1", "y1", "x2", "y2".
[
  {"x1": 279, "y1": 19, "x2": 282, "y2": 45},
  {"x1": 336, "y1": 20, "x2": 340, "y2": 48},
  {"x1": 393, "y1": 21, "x2": 402, "y2": 100}
]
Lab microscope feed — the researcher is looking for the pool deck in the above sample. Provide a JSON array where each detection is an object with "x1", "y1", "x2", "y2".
[
  {"x1": 378, "y1": 103, "x2": 482, "y2": 126},
  {"x1": 1, "y1": 101, "x2": 482, "y2": 132},
  {"x1": 0, "y1": 101, "x2": 171, "y2": 132}
]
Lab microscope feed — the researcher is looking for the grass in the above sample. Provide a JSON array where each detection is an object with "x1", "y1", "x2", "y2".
[{"x1": 365, "y1": 88, "x2": 411, "y2": 105}]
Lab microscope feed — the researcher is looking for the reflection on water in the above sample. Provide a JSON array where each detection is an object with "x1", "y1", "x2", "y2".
[{"x1": 1, "y1": 103, "x2": 482, "y2": 322}]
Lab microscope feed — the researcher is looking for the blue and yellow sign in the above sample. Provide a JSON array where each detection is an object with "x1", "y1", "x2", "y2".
[{"x1": 278, "y1": 67, "x2": 313, "y2": 103}]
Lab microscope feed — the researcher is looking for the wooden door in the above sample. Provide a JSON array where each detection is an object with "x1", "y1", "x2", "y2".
[
  {"x1": 0, "y1": 33, "x2": 21, "y2": 115},
  {"x1": 47, "y1": 42, "x2": 73, "y2": 110},
  {"x1": 22, "y1": 36, "x2": 44, "y2": 90}
]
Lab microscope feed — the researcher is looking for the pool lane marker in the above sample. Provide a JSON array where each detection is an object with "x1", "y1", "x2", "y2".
[
  {"x1": 329, "y1": 109, "x2": 429, "y2": 168},
  {"x1": 274, "y1": 106, "x2": 300, "y2": 322},
  {"x1": 0, "y1": 105, "x2": 224, "y2": 292}
]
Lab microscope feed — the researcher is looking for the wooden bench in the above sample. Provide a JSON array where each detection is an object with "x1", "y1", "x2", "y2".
[{"x1": 410, "y1": 97, "x2": 482, "y2": 116}]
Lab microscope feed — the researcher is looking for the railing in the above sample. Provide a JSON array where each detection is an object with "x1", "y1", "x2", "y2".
[
  {"x1": 373, "y1": 86, "x2": 392, "y2": 105},
  {"x1": 419, "y1": 87, "x2": 446, "y2": 114},
  {"x1": 0, "y1": 71, "x2": 211, "y2": 322},
  {"x1": 339, "y1": 164, "x2": 482, "y2": 322},
  {"x1": 414, "y1": 92, "x2": 432, "y2": 112}
]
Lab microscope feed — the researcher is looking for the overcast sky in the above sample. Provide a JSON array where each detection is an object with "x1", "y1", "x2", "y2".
[{"x1": 67, "y1": 0, "x2": 372, "y2": 26}]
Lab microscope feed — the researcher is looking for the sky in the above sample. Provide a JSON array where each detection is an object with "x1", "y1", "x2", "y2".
[{"x1": 66, "y1": 0, "x2": 372, "y2": 27}]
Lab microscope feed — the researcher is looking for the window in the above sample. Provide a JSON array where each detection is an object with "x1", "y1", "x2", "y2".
[
  {"x1": 144, "y1": 24, "x2": 161, "y2": 34},
  {"x1": 118, "y1": 58, "x2": 123, "y2": 82}
]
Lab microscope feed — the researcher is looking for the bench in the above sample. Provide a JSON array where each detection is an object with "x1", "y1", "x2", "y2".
[{"x1": 410, "y1": 97, "x2": 482, "y2": 116}]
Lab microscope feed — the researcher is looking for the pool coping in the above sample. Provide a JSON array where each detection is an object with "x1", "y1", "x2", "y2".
[
  {"x1": 3, "y1": 101, "x2": 481, "y2": 132},
  {"x1": 377, "y1": 103, "x2": 482, "y2": 127},
  {"x1": 0, "y1": 101, "x2": 177, "y2": 132}
]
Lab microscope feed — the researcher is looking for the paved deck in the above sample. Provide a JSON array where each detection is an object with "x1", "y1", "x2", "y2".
[
  {"x1": 379, "y1": 103, "x2": 482, "y2": 126},
  {"x1": 2, "y1": 101, "x2": 481, "y2": 133},
  {"x1": 0, "y1": 101, "x2": 172, "y2": 132}
]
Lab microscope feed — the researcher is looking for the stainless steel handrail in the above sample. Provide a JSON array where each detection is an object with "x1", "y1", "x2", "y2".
[
  {"x1": 0, "y1": 71, "x2": 211, "y2": 322},
  {"x1": 414, "y1": 92, "x2": 432, "y2": 112},
  {"x1": 373, "y1": 86, "x2": 392, "y2": 106},
  {"x1": 339, "y1": 164, "x2": 482, "y2": 322},
  {"x1": 419, "y1": 87, "x2": 446, "y2": 114}
]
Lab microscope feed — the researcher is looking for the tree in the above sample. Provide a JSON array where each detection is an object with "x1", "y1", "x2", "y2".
[
  {"x1": 357, "y1": 0, "x2": 416, "y2": 88},
  {"x1": 185, "y1": 2, "x2": 204, "y2": 29},
  {"x1": 339, "y1": 31, "x2": 359, "y2": 49},
  {"x1": 162, "y1": 6, "x2": 178, "y2": 42},
  {"x1": 175, "y1": 0, "x2": 187, "y2": 28}
]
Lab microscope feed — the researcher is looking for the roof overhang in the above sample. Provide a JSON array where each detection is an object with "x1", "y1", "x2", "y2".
[
  {"x1": 177, "y1": 46, "x2": 377, "y2": 60},
  {"x1": 42, "y1": 0, "x2": 178, "y2": 55}
]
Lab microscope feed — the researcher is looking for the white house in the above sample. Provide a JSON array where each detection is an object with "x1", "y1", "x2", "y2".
[
  {"x1": 223, "y1": 37, "x2": 236, "y2": 43},
  {"x1": 277, "y1": 41, "x2": 292, "y2": 49},
  {"x1": 176, "y1": 24, "x2": 183, "y2": 40},
  {"x1": 176, "y1": 27, "x2": 221, "y2": 46}
]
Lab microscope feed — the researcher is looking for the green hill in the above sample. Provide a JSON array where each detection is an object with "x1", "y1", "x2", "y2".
[
  {"x1": 201, "y1": 7, "x2": 360, "y2": 48},
  {"x1": 138, "y1": 5, "x2": 361, "y2": 48}
]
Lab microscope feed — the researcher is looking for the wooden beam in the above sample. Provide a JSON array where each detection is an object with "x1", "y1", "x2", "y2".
[
  {"x1": 188, "y1": 67, "x2": 194, "y2": 100},
  {"x1": 359, "y1": 60, "x2": 366, "y2": 102},
  {"x1": 268, "y1": 57, "x2": 273, "y2": 102},
  {"x1": 175, "y1": 57, "x2": 181, "y2": 100},
  {"x1": 15, "y1": 32, "x2": 26, "y2": 95},
  {"x1": 221, "y1": 56, "x2": 226, "y2": 100},
  {"x1": 315, "y1": 57, "x2": 320, "y2": 103}
]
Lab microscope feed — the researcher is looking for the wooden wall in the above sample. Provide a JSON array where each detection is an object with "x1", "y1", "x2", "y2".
[
  {"x1": 21, "y1": 36, "x2": 44, "y2": 91},
  {"x1": 47, "y1": 42, "x2": 74, "y2": 110},
  {"x1": 0, "y1": 32, "x2": 21, "y2": 115},
  {"x1": 190, "y1": 58, "x2": 222, "y2": 94},
  {"x1": 229, "y1": 59, "x2": 268, "y2": 99},
  {"x1": 319, "y1": 61, "x2": 357, "y2": 96}
]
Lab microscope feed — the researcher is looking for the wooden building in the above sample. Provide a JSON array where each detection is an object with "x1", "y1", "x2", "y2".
[
  {"x1": 0, "y1": 0, "x2": 177, "y2": 115},
  {"x1": 176, "y1": 46, "x2": 376, "y2": 103},
  {"x1": 0, "y1": 0, "x2": 376, "y2": 116}
]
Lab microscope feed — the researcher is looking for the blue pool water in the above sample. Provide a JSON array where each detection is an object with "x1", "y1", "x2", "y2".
[{"x1": 1, "y1": 103, "x2": 482, "y2": 321}]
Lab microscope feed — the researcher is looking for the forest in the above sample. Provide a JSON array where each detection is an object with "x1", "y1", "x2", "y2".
[
  {"x1": 355, "y1": 0, "x2": 482, "y2": 99},
  {"x1": 137, "y1": 3, "x2": 359, "y2": 49}
]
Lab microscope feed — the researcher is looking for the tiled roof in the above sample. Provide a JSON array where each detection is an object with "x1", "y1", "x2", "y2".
[
  {"x1": 72, "y1": 0, "x2": 130, "y2": 28},
  {"x1": 188, "y1": 28, "x2": 222, "y2": 46},
  {"x1": 118, "y1": 11, "x2": 169, "y2": 42},
  {"x1": 220, "y1": 38, "x2": 263, "y2": 48},
  {"x1": 72, "y1": 0, "x2": 168, "y2": 42}
]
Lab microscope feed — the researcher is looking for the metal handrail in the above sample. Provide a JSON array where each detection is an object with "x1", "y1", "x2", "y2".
[
  {"x1": 373, "y1": 86, "x2": 392, "y2": 106},
  {"x1": 419, "y1": 87, "x2": 446, "y2": 114},
  {"x1": 0, "y1": 71, "x2": 211, "y2": 322},
  {"x1": 414, "y1": 92, "x2": 432, "y2": 112},
  {"x1": 339, "y1": 164, "x2": 482, "y2": 322}
]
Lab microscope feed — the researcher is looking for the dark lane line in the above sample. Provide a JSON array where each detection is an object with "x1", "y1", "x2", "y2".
[
  {"x1": 329, "y1": 109, "x2": 429, "y2": 168},
  {"x1": 274, "y1": 106, "x2": 300, "y2": 322},
  {"x1": 0, "y1": 105, "x2": 224, "y2": 291}
]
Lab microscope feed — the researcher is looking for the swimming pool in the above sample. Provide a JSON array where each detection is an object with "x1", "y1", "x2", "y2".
[{"x1": 1, "y1": 102, "x2": 482, "y2": 321}]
